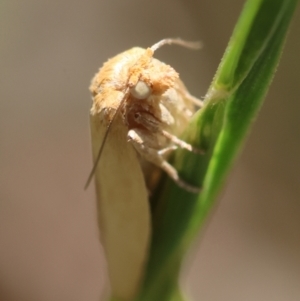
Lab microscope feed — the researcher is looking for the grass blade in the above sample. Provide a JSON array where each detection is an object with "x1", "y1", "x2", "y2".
[{"x1": 136, "y1": 0, "x2": 299, "y2": 300}]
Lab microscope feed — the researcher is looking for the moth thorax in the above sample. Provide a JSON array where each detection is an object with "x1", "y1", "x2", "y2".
[{"x1": 130, "y1": 81, "x2": 152, "y2": 100}]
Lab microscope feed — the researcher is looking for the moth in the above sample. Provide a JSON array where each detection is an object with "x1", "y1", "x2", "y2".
[
  {"x1": 86, "y1": 38, "x2": 203, "y2": 193},
  {"x1": 86, "y1": 38, "x2": 203, "y2": 300}
]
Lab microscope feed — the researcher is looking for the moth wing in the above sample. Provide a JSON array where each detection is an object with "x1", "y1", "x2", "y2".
[{"x1": 90, "y1": 113, "x2": 150, "y2": 300}]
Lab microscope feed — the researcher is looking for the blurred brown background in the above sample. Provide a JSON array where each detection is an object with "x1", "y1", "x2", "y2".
[{"x1": 0, "y1": 1, "x2": 299, "y2": 300}]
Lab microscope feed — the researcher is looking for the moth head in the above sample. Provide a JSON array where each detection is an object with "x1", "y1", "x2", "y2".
[
  {"x1": 142, "y1": 63, "x2": 178, "y2": 95},
  {"x1": 128, "y1": 46, "x2": 179, "y2": 97},
  {"x1": 129, "y1": 80, "x2": 152, "y2": 100}
]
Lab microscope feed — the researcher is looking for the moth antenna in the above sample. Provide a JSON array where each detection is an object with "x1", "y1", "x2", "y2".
[
  {"x1": 84, "y1": 89, "x2": 129, "y2": 190},
  {"x1": 151, "y1": 38, "x2": 202, "y2": 52}
]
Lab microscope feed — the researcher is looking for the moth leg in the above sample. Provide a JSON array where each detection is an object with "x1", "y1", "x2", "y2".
[
  {"x1": 158, "y1": 145, "x2": 177, "y2": 157},
  {"x1": 134, "y1": 111, "x2": 205, "y2": 154},
  {"x1": 128, "y1": 128, "x2": 201, "y2": 194},
  {"x1": 183, "y1": 91, "x2": 204, "y2": 107},
  {"x1": 179, "y1": 83, "x2": 204, "y2": 108},
  {"x1": 161, "y1": 130, "x2": 205, "y2": 154}
]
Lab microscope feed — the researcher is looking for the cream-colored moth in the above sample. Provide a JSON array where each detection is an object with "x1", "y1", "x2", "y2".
[{"x1": 86, "y1": 39, "x2": 203, "y2": 301}]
